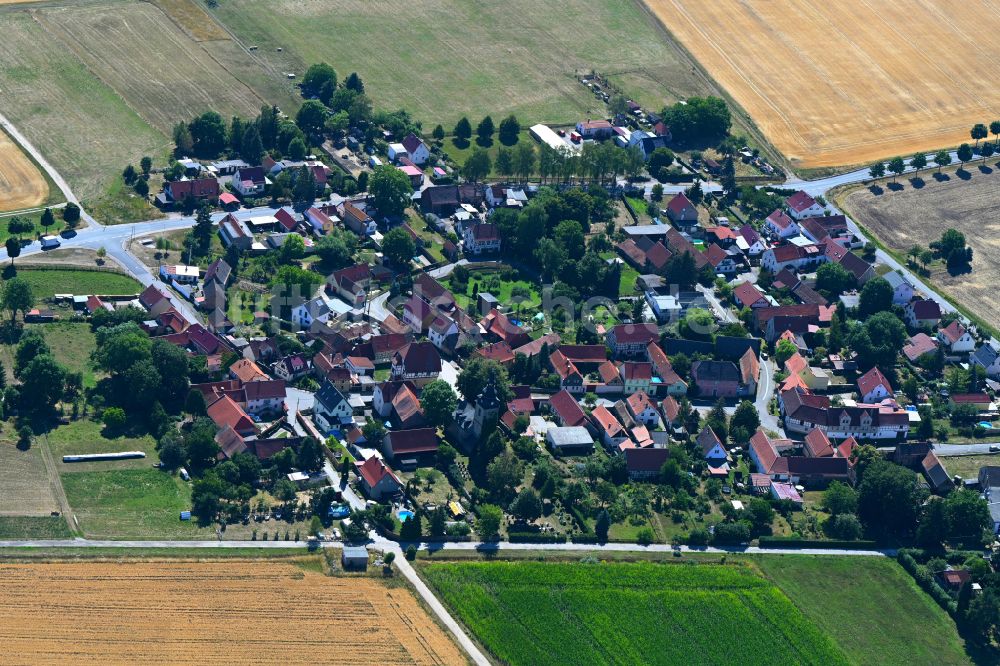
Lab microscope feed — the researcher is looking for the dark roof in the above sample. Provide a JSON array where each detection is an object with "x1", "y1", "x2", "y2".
[
  {"x1": 204, "y1": 259, "x2": 231, "y2": 285},
  {"x1": 626, "y1": 447, "x2": 670, "y2": 473},
  {"x1": 315, "y1": 380, "x2": 349, "y2": 412},
  {"x1": 692, "y1": 360, "x2": 741, "y2": 382},
  {"x1": 396, "y1": 342, "x2": 442, "y2": 374},
  {"x1": 386, "y1": 428, "x2": 439, "y2": 455}
]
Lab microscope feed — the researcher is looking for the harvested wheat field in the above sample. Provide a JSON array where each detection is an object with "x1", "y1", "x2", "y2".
[
  {"x1": 840, "y1": 164, "x2": 1000, "y2": 333},
  {"x1": 0, "y1": 560, "x2": 465, "y2": 665},
  {"x1": 0, "y1": 130, "x2": 47, "y2": 211},
  {"x1": 647, "y1": 0, "x2": 1000, "y2": 169}
]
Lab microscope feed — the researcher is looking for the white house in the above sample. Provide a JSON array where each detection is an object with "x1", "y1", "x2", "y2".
[
  {"x1": 883, "y1": 271, "x2": 915, "y2": 305},
  {"x1": 938, "y1": 321, "x2": 976, "y2": 354},
  {"x1": 764, "y1": 210, "x2": 800, "y2": 239},
  {"x1": 387, "y1": 142, "x2": 408, "y2": 163},
  {"x1": 243, "y1": 380, "x2": 286, "y2": 416},
  {"x1": 972, "y1": 340, "x2": 1000, "y2": 378},
  {"x1": 305, "y1": 207, "x2": 338, "y2": 235},
  {"x1": 463, "y1": 222, "x2": 501, "y2": 255},
  {"x1": 232, "y1": 166, "x2": 267, "y2": 197},
  {"x1": 761, "y1": 244, "x2": 824, "y2": 274},
  {"x1": 857, "y1": 367, "x2": 894, "y2": 403},
  {"x1": 291, "y1": 296, "x2": 331, "y2": 330},
  {"x1": 786, "y1": 191, "x2": 825, "y2": 220},
  {"x1": 390, "y1": 133, "x2": 430, "y2": 165},
  {"x1": 159, "y1": 264, "x2": 199, "y2": 284},
  {"x1": 428, "y1": 315, "x2": 459, "y2": 351},
  {"x1": 312, "y1": 380, "x2": 353, "y2": 430}
]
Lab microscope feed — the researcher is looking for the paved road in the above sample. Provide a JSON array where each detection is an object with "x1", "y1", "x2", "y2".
[
  {"x1": 755, "y1": 356, "x2": 782, "y2": 435},
  {"x1": 933, "y1": 443, "x2": 1000, "y2": 457}
]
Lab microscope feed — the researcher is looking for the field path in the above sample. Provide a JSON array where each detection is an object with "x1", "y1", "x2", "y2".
[{"x1": 0, "y1": 110, "x2": 95, "y2": 227}]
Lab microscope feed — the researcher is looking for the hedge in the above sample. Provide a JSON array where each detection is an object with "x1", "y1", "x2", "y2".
[
  {"x1": 507, "y1": 532, "x2": 567, "y2": 544},
  {"x1": 897, "y1": 551, "x2": 958, "y2": 615},
  {"x1": 757, "y1": 536, "x2": 879, "y2": 550}
]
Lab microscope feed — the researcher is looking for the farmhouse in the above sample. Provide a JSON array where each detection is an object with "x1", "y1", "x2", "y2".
[
  {"x1": 160, "y1": 176, "x2": 220, "y2": 207},
  {"x1": 575, "y1": 119, "x2": 614, "y2": 139},
  {"x1": 857, "y1": 367, "x2": 894, "y2": 403}
]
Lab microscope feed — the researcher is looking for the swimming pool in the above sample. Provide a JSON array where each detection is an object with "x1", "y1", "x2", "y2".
[
  {"x1": 398, "y1": 509, "x2": 415, "y2": 522},
  {"x1": 978, "y1": 421, "x2": 994, "y2": 429}
]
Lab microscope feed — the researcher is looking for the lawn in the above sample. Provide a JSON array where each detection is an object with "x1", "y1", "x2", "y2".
[
  {"x1": 14, "y1": 322, "x2": 99, "y2": 388},
  {"x1": 0, "y1": 516, "x2": 72, "y2": 539},
  {"x1": 60, "y1": 468, "x2": 205, "y2": 539},
  {"x1": 932, "y1": 454, "x2": 1000, "y2": 481},
  {"x1": 422, "y1": 560, "x2": 847, "y2": 665},
  {"x1": 86, "y1": 174, "x2": 165, "y2": 226},
  {"x1": 438, "y1": 128, "x2": 535, "y2": 171},
  {"x1": 755, "y1": 555, "x2": 973, "y2": 666},
  {"x1": 13, "y1": 267, "x2": 141, "y2": 300},
  {"x1": 209, "y1": 0, "x2": 715, "y2": 128},
  {"x1": 449, "y1": 270, "x2": 542, "y2": 312},
  {"x1": 45, "y1": 418, "x2": 159, "y2": 472}
]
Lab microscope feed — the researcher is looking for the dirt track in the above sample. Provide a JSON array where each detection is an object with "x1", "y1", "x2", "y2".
[
  {"x1": 0, "y1": 130, "x2": 47, "y2": 211},
  {"x1": 646, "y1": 0, "x2": 1000, "y2": 169},
  {"x1": 0, "y1": 560, "x2": 466, "y2": 665}
]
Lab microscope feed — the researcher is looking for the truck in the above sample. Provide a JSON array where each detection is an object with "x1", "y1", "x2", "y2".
[{"x1": 40, "y1": 235, "x2": 60, "y2": 250}]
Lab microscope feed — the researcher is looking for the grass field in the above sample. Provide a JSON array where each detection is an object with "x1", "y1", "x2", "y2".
[
  {"x1": 933, "y1": 453, "x2": 1000, "y2": 480},
  {"x1": 838, "y1": 163, "x2": 1000, "y2": 333},
  {"x1": 648, "y1": 0, "x2": 1000, "y2": 169},
  {"x1": 0, "y1": 321, "x2": 100, "y2": 388},
  {"x1": 756, "y1": 556, "x2": 973, "y2": 665},
  {"x1": 0, "y1": 10, "x2": 167, "y2": 200},
  {"x1": 39, "y1": 2, "x2": 265, "y2": 135},
  {"x1": 0, "y1": 516, "x2": 71, "y2": 538},
  {"x1": 210, "y1": 0, "x2": 716, "y2": 128},
  {"x1": 0, "y1": 129, "x2": 47, "y2": 212},
  {"x1": 0, "y1": 560, "x2": 464, "y2": 664},
  {"x1": 13, "y1": 267, "x2": 141, "y2": 299},
  {"x1": 422, "y1": 560, "x2": 847, "y2": 665},
  {"x1": 46, "y1": 419, "x2": 159, "y2": 471},
  {"x1": 0, "y1": 440, "x2": 59, "y2": 517}
]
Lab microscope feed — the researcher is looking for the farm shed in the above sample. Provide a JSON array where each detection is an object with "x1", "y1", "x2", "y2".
[{"x1": 342, "y1": 546, "x2": 369, "y2": 570}]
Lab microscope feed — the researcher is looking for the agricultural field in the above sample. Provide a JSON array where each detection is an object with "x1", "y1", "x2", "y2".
[
  {"x1": 0, "y1": 129, "x2": 47, "y2": 212},
  {"x1": 756, "y1": 556, "x2": 973, "y2": 665},
  {"x1": 0, "y1": 434, "x2": 59, "y2": 518},
  {"x1": 13, "y1": 267, "x2": 141, "y2": 300},
  {"x1": 0, "y1": 560, "x2": 465, "y2": 664},
  {"x1": 209, "y1": 0, "x2": 716, "y2": 128},
  {"x1": 838, "y1": 163, "x2": 1000, "y2": 333},
  {"x1": 422, "y1": 560, "x2": 847, "y2": 665},
  {"x1": 648, "y1": 0, "x2": 1000, "y2": 169}
]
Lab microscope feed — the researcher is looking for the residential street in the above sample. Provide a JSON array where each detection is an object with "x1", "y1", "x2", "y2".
[{"x1": 932, "y1": 443, "x2": 1000, "y2": 457}]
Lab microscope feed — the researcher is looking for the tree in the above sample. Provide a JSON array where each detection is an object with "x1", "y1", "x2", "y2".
[
  {"x1": 185, "y1": 389, "x2": 207, "y2": 415},
  {"x1": 101, "y1": 406, "x2": 126, "y2": 431},
  {"x1": 421, "y1": 380, "x2": 457, "y2": 428},
  {"x1": 2, "y1": 277, "x2": 33, "y2": 321},
  {"x1": 291, "y1": 165, "x2": 317, "y2": 203},
  {"x1": 382, "y1": 227, "x2": 416, "y2": 267},
  {"x1": 857, "y1": 459, "x2": 926, "y2": 537},
  {"x1": 296, "y1": 437, "x2": 324, "y2": 472},
  {"x1": 991, "y1": 120, "x2": 1000, "y2": 147},
  {"x1": 705, "y1": 398, "x2": 728, "y2": 443},
  {"x1": 486, "y1": 450, "x2": 523, "y2": 505},
  {"x1": 971, "y1": 123, "x2": 988, "y2": 147},
  {"x1": 934, "y1": 150, "x2": 951, "y2": 173},
  {"x1": 432, "y1": 124, "x2": 445, "y2": 142},
  {"x1": 956, "y1": 143, "x2": 973, "y2": 169},
  {"x1": 138, "y1": 155, "x2": 152, "y2": 176},
  {"x1": 240, "y1": 124, "x2": 264, "y2": 163},
  {"x1": 648, "y1": 147, "x2": 675, "y2": 176},
  {"x1": 453, "y1": 117, "x2": 472, "y2": 142},
  {"x1": 344, "y1": 71, "x2": 364, "y2": 93},
  {"x1": 509, "y1": 488, "x2": 542, "y2": 522},
  {"x1": 498, "y1": 114, "x2": 520, "y2": 145},
  {"x1": 943, "y1": 488, "x2": 991, "y2": 547},
  {"x1": 729, "y1": 400, "x2": 760, "y2": 442},
  {"x1": 363, "y1": 419, "x2": 386, "y2": 445},
  {"x1": 475, "y1": 504, "x2": 502, "y2": 540},
  {"x1": 661, "y1": 96, "x2": 731, "y2": 146},
  {"x1": 456, "y1": 356, "x2": 513, "y2": 404},
  {"x1": 746, "y1": 498, "x2": 775, "y2": 535},
  {"x1": 821, "y1": 481, "x2": 858, "y2": 516},
  {"x1": 399, "y1": 511, "x2": 422, "y2": 541},
  {"x1": 463, "y1": 148, "x2": 492, "y2": 182},
  {"x1": 887, "y1": 156, "x2": 905, "y2": 182},
  {"x1": 62, "y1": 202, "x2": 80, "y2": 227},
  {"x1": 868, "y1": 161, "x2": 885, "y2": 180},
  {"x1": 15, "y1": 330, "x2": 50, "y2": 377},
  {"x1": 595, "y1": 509, "x2": 611, "y2": 542},
  {"x1": 815, "y1": 262, "x2": 854, "y2": 296},
  {"x1": 368, "y1": 165, "x2": 413, "y2": 217},
  {"x1": 296, "y1": 99, "x2": 328, "y2": 136},
  {"x1": 279, "y1": 233, "x2": 306, "y2": 263},
  {"x1": 858, "y1": 276, "x2": 893, "y2": 318},
  {"x1": 980, "y1": 141, "x2": 996, "y2": 163},
  {"x1": 5, "y1": 237, "x2": 20, "y2": 265},
  {"x1": 188, "y1": 111, "x2": 228, "y2": 157},
  {"x1": 172, "y1": 121, "x2": 193, "y2": 156},
  {"x1": 192, "y1": 203, "x2": 213, "y2": 255},
  {"x1": 512, "y1": 142, "x2": 535, "y2": 181},
  {"x1": 825, "y1": 514, "x2": 863, "y2": 540},
  {"x1": 476, "y1": 116, "x2": 495, "y2": 144},
  {"x1": 133, "y1": 178, "x2": 149, "y2": 197},
  {"x1": 494, "y1": 147, "x2": 513, "y2": 177},
  {"x1": 849, "y1": 311, "x2": 907, "y2": 370},
  {"x1": 301, "y1": 62, "x2": 337, "y2": 96},
  {"x1": 20, "y1": 354, "x2": 66, "y2": 410},
  {"x1": 314, "y1": 228, "x2": 355, "y2": 269},
  {"x1": 910, "y1": 152, "x2": 927, "y2": 173}
]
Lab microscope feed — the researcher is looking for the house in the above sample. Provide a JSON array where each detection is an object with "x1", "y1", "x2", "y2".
[
  {"x1": 328, "y1": 264, "x2": 371, "y2": 308},
  {"x1": 704, "y1": 243, "x2": 741, "y2": 275},
  {"x1": 607, "y1": 323, "x2": 659, "y2": 358},
  {"x1": 936, "y1": 568, "x2": 972, "y2": 593},
  {"x1": 626, "y1": 447, "x2": 670, "y2": 480},
  {"x1": 922, "y1": 451, "x2": 952, "y2": 492},
  {"x1": 218, "y1": 213, "x2": 253, "y2": 250},
  {"x1": 463, "y1": 223, "x2": 501, "y2": 255},
  {"x1": 664, "y1": 193, "x2": 698, "y2": 224},
  {"x1": 938, "y1": 321, "x2": 976, "y2": 354},
  {"x1": 803, "y1": 428, "x2": 835, "y2": 457},
  {"x1": 591, "y1": 405, "x2": 628, "y2": 449},
  {"x1": 620, "y1": 362, "x2": 653, "y2": 394},
  {"x1": 207, "y1": 395, "x2": 256, "y2": 437},
  {"x1": 482, "y1": 309, "x2": 531, "y2": 348},
  {"x1": 733, "y1": 281, "x2": 769, "y2": 310},
  {"x1": 883, "y1": 272, "x2": 915, "y2": 305},
  {"x1": 390, "y1": 382, "x2": 424, "y2": 428},
  {"x1": 750, "y1": 428, "x2": 854, "y2": 485},
  {"x1": 697, "y1": 426, "x2": 728, "y2": 463},
  {"x1": 626, "y1": 391, "x2": 660, "y2": 427},
  {"x1": 400, "y1": 132, "x2": 431, "y2": 165},
  {"x1": 341, "y1": 546, "x2": 368, "y2": 570},
  {"x1": 139, "y1": 284, "x2": 172, "y2": 318},
  {"x1": 780, "y1": 388, "x2": 910, "y2": 440},
  {"x1": 822, "y1": 239, "x2": 875, "y2": 284},
  {"x1": 971, "y1": 340, "x2": 1000, "y2": 378},
  {"x1": 391, "y1": 342, "x2": 441, "y2": 386},
  {"x1": 420, "y1": 184, "x2": 484, "y2": 216},
  {"x1": 739, "y1": 349, "x2": 760, "y2": 397},
  {"x1": 617, "y1": 239, "x2": 672, "y2": 273},
  {"x1": 546, "y1": 427, "x2": 595, "y2": 454},
  {"x1": 978, "y1": 467, "x2": 1000, "y2": 534},
  {"x1": 312, "y1": 380, "x2": 353, "y2": 430},
  {"x1": 354, "y1": 456, "x2": 402, "y2": 500},
  {"x1": 691, "y1": 360, "x2": 742, "y2": 398},
  {"x1": 575, "y1": 119, "x2": 614, "y2": 139},
  {"x1": 232, "y1": 166, "x2": 267, "y2": 197},
  {"x1": 162, "y1": 177, "x2": 220, "y2": 206},
  {"x1": 204, "y1": 259, "x2": 232, "y2": 290},
  {"x1": 905, "y1": 299, "x2": 942, "y2": 329},
  {"x1": 476, "y1": 341, "x2": 515, "y2": 366},
  {"x1": 798, "y1": 215, "x2": 849, "y2": 245},
  {"x1": 229, "y1": 359, "x2": 269, "y2": 383},
  {"x1": 761, "y1": 243, "x2": 824, "y2": 274},
  {"x1": 548, "y1": 389, "x2": 587, "y2": 428},
  {"x1": 383, "y1": 428, "x2": 438, "y2": 463},
  {"x1": 159, "y1": 264, "x2": 199, "y2": 285},
  {"x1": 786, "y1": 191, "x2": 824, "y2": 220},
  {"x1": 291, "y1": 296, "x2": 331, "y2": 330},
  {"x1": 903, "y1": 333, "x2": 939, "y2": 363},
  {"x1": 273, "y1": 353, "x2": 311, "y2": 381},
  {"x1": 274, "y1": 208, "x2": 299, "y2": 233},
  {"x1": 736, "y1": 224, "x2": 768, "y2": 258},
  {"x1": 857, "y1": 367, "x2": 894, "y2": 403},
  {"x1": 783, "y1": 353, "x2": 830, "y2": 392},
  {"x1": 243, "y1": 379, "x2": 286, "y2": 416},
  {"x1": 340, "y1": 201, "x2": 377, "y2": 236},
  {"x1": 305, "y1": 207, "x2": 338, "y2": 235},
  {"x1": 764, "y1": 209, "x2": 800, "y2": 238},
  {"x1": 345, "y1": 355, "x2": 375, "y2": 376},
  {"x1": 645, "y1": 342, "x2": 687, "y2": 396}
]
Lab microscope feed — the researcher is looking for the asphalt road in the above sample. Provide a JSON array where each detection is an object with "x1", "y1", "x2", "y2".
[{"x1": 933, "y1": 443, "x2": 1000, "y2": 457}]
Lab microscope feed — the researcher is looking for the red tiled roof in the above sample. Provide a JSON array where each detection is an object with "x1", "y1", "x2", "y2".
[
  {"x1": 549, "y1": 389, "x2": 586, "y2": 427},
  {"x1": 477, "y1": 342, "x2": 515, "y2": 364},
  {"x1": 666, "y1": 193, "x2": 694, "y2": 216},
  {"x1": 356, "y1": 456, "x2": 401, "y2": 489},
  {"x1": 207, "y1": 395, "x2": 255, "y2": 434},
  {"x1": 804, "y1": 428, "x2": 834, "y2": 457},
  {"x1": 661, "y1": 396, "x2": 680, "y2": 422},
  {"x1": 766, "y1": 209, "x2": 796, "y2": 230},
  {"x1": 857, "y1": 367, "x2": 892, "y2": 398},
  {"x1": 733, "y1": 281, "x2": 766, "y2": 308},
  {"x1": 786, "y1": 190, "x2": 817, "y2": 213},
  {"x1": 940, "y1": 320, "x2": 967, "y2": 344},
  {"x1": 386, "y1": 428, "x2": 439, "y2": 455},
  {"x1": 610, "y1": 323, "x2": 658, "y2": 345}
]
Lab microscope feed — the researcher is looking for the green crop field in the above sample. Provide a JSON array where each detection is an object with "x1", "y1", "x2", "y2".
[
  {"x1": 756, "y1": 556, "x2": 974, "y2": 666},
  {"x1": 422, "y1": 561, "x2": 848, "y2": 665},
  {"x1": 0, "y1": 516, "x2": 72, "y2": 539},
  {"x1": 13, "y1": 268, "x2": 141, "y2": 300},
  {"x1": 210, "y1": 0, "x2": 716, "y2": 128}
]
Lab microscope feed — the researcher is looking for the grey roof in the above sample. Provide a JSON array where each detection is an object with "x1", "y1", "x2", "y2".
[
  {"x1": 546, "y1": 426, "x2": 594, "y2": 447},
  {"x1": 972, "y1": 341, "x2": 999, "y2": 368},
  {"x1": 315, "y1": 380, "x2": 348, "y2": 412},
  {"x1": 883, "y1": 271, "x2": 910, "y2": 290},
  {"x1": 342, "y1": 546, "x2": 368, "y2": 559}
]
